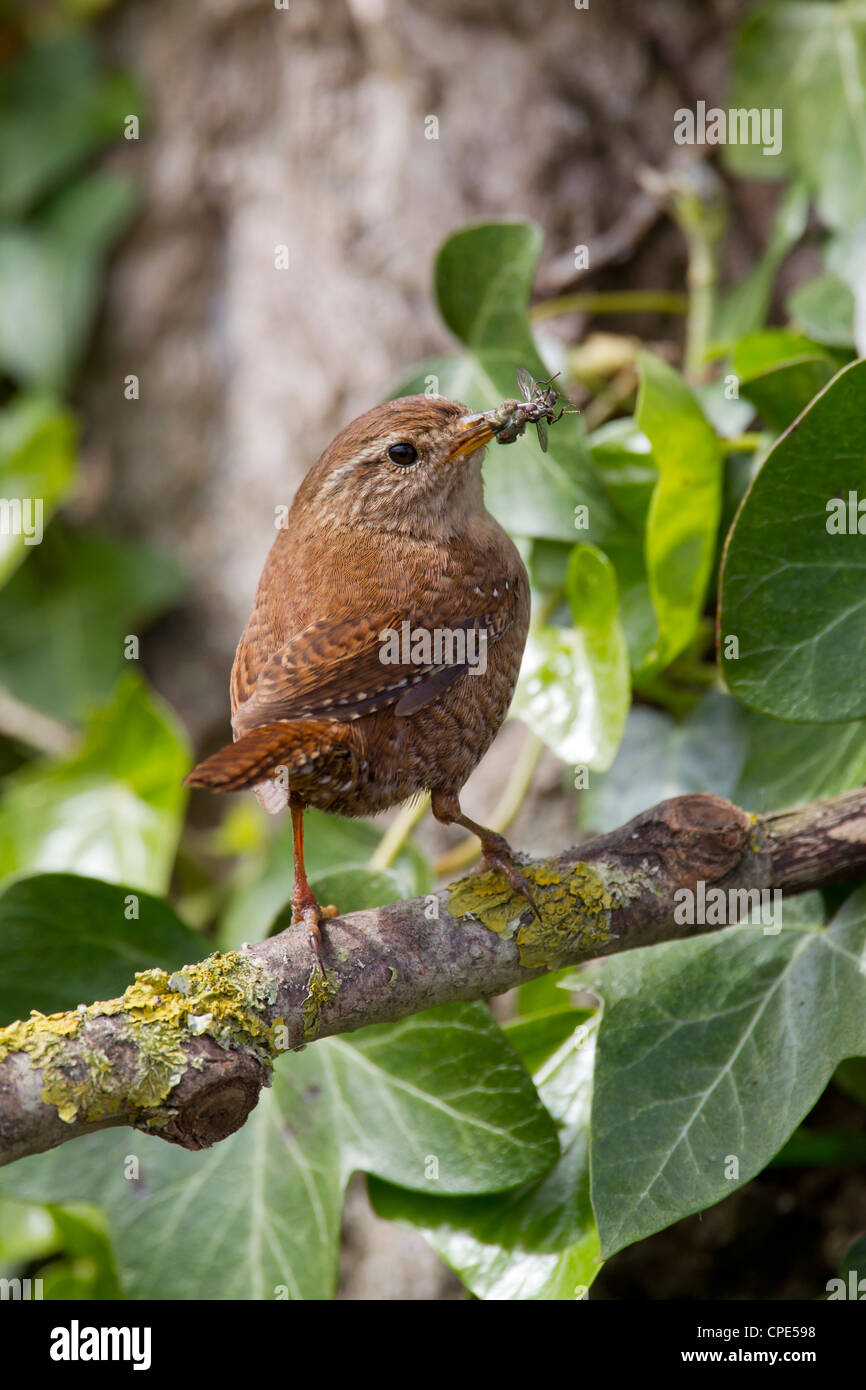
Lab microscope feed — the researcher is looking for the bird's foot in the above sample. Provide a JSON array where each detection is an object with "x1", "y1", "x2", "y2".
[
  {"x1": 478, "y1": 833, "x2": 542, "y2": 922},
  {"x1": 291, "y1": 891, "x2": 338, "y2": 973}
]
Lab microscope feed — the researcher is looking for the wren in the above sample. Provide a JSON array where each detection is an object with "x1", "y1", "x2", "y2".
[{"x1": 185, "y1": 391, "x2": 542, "y2": 965}]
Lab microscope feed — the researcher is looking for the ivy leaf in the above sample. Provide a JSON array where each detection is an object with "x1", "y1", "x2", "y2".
[
  {"x1": 788, "y1": 273, "x2": 856, "y2": 348},
  {"x1": 719, "y1": 359, "x2": 866, "y2": 722},
  {"x1": 369, "y1": 1008, "x2": 601, "y2": 1301},
  {"x1": 0, "y1": 32, "x2": 139, "y2": 218},
  {"x1": 0, "y1": 527, "x2": 185, "y2": 722},
  {"x1": 586, "y1": 418, "x2": 658, "y2": 669},
  {"x1": 0, "y1": 675, "x2": 189, "y2": 895},
  {"x1": 713, "y1": 183, "x2": 810, "y2": 342},
  {"x1": 591, "y1": 887, "x2": 866, "y2": 1256},
  {"x1": 728, "y1": 2, "x2": 866, "y2": 233},
  {"x1": 734, "y1": 705, "x2": 866, "y2": 812},
  {"x1": 512, "y1": 545, "x2": 629, "y2": 771},
  {"x1": 0, "y1": 874, "x2": 200, "y2": 1026},
  {"x1": 637, "y1": 352, "x2": 723, "y2": 671},
  {"x1": 580, "y1": 692, "x2": 745, "y2": 834},
  {"x1": 583, "y1": 689, "x2": 866, "y2": 833},
  {"x1": 733, "y1": 330, "x2": 836, "y2": 434},
  {"x1": 0, "y1": 396, "x2": 76, "y2": 589},
  {"x1": 0, "y1": 173, "x2": 137, "y2": 390}
]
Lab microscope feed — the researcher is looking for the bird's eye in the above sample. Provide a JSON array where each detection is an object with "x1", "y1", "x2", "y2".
[{"x1": 387, "y1": 442, "x2": 418, "y2": 466}]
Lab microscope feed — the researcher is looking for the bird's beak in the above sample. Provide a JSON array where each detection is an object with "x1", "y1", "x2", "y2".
[{"x1": 444, "y1": 413, "x2": 497, "y2": 462}]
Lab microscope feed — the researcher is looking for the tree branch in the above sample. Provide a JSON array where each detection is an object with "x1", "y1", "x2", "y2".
[{"x1": 2, "y1": 789, "x2": 866, "y2": 1168}]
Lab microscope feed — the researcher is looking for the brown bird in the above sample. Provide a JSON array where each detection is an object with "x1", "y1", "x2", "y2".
[{"x1": 185, "y1": 391, "x2": 542, "y2": 965}]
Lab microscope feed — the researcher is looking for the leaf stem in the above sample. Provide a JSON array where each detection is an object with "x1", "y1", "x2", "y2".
[
  {"x1": 722, "y1": 432, "x2": 765, "y2": 454},
  {"x1": 370, "y1": 794, "x2": 430, "y2": 871},
  {"x1": 531, "y1": 290, "x2": 689, "y2": 322},
  {"x1": 0, "y1": 685, "x2": 76, "y2": 757}
]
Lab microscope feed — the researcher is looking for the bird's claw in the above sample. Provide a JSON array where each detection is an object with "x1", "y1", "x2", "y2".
[
  {"x1": 479, "y1": 835, "x2": 542, "y2": 922},
  {"x1": 291, "y1": 895, "x2": 339, "y2": 971}
]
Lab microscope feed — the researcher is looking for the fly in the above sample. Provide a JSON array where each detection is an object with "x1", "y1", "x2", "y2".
[{"x1": 472, "y1": 368, "x2": 576, "y2": 452}]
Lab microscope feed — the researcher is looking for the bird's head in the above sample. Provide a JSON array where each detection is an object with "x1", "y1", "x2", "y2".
[{"x1": 292, "y1": 395, "x2": 503, "y2": 540}]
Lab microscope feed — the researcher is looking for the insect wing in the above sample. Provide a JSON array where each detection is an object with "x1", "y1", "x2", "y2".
[
  {"x1": 516, "y1": 366, "x2": 536, "y2": 403},
  {"x1": 535, "y1": 416, "x2": 549, "y2": 452}
]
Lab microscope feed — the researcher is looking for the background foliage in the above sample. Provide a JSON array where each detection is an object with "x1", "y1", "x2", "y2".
[{"x1": 1, "y1": 1, "x2": 866, "y2": 1300}]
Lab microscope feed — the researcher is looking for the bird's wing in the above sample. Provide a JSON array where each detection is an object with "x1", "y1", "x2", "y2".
[{"x1": 232, "y1": 578, "x2": 522, "y2": 733}]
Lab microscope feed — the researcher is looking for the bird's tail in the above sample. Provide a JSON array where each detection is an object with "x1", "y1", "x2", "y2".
[{"x1": 184, "y1": 719, "x2": 348, "y2": 793}]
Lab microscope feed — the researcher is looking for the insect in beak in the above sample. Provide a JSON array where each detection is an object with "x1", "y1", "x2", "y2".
[{"x1": 448, "y1": 369, "x2": 578, "y2": 462}]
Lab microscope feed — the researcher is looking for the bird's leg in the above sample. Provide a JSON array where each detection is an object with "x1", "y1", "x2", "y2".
[
  {"x1": 431, "y1": 790, "x2": 542, "y2": 921},
  {"x1": 289, "y1": 794, "x2": 337, "y2": 971}
]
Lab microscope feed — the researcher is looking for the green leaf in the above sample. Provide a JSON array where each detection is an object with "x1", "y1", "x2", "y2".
[
  {"x1": 731, "y1": 329, "x2": 834, "y2": 381},
  {"x1": 0, "y1": 526, "x2": 186, "y2": 722},
  {"x1": 369, "y1": 1009, "x2": 601, "y2": 1300},
  {"x1": 512, "y1": 545, "x2": 630, "y2": 772},
  {"x1": 0, "y1": 1196, "x2": 58, "y2": 1267},
  {"x1": 0, "y1": 873, "x2": 200, "y2": 1025},
  {"x1": 586, "y1": 418, "x2": 658, "y2": 668},
  {"x1": 435, "y1": 220, "x2": 541, "y2": 349},
  {"x1": 583, "y1": 688, "x2": 866, "y2": 832},
  {"x1": 719, "y1": 358, "x2": 866, "y2": 721},
  {"x1": 825, "y1": 223, "x2": 866, "y2": 356},
  {"x1": 587, "y1": 418, "x2": 656, "y2": 531},
  {"x1": 734, "y1": 706, "x2": 866, "y2": 812},
  {"x1": 788, "y1": 272, "x2": 856, "y2": 348},
  {"x1": 728, "y1": 2, "x2": 866, "y2": 233},
  {"x1": 591, "y1": 886, "x2": 866, "y2": 1256},
  {"x1": 0, "y1": 395, "x2": 76, "y2": 588},
  {"x1": 35, "y1": 1203, "x2": 122, "y2": 1301},
  {"x1": 735, "y1": 339, "x2": 836, "y2": 435},
  {"x1": 772, "y1": 1127, "x2": 866, "y2": 1167},
  {"x1": 0, "y1": 674, "x2": 189, "y2": 894},
  {"x1": 839, "y1": 1235, "x2": 866, "y2": 1284},
  {"x1": 0, "y1": 1003, "x2": 558, "y2": 1299},
  {"x1": 580, "y1": 692, "x2": 745, "y2": 834},
  {"x1": 834, "y1": 1056, "x2": 866, "y2": 1106},
  {"x1": 0, "y1": 32, "x2": 139, "y2": 218},
  {"x1": 515, "y1": 969, "x2": 578, "y2": 1020},
  {"x1": 694, "y1": 376, "x2": 757, "y2": 442},
  {"x1": 218, "y1": 807, "x2": 431, "y2": 950},
  {"x1": 397, "y1": 223, "x2": 615, "y2": 545},
  {"x1": 637, "y1": 352, "x2": 723, "y2": 669},
  {"x1": 0, "y1": 172, "x2": 137, "y2": 390},
  {"x1": 714, "y1": 183, "x2": 810, "y2": 342}
]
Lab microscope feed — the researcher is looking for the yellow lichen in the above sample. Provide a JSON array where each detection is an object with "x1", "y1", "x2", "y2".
[
  {"x1": 0, "y1": 950, "x2": 279, "y2": 1126},
  {"x1": 300, "y1": 965, "x2": 340, "y2": 1041},
  {"x1": 448, "y1": 859, "x2": 632, "y2": 969}
]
